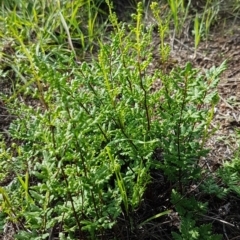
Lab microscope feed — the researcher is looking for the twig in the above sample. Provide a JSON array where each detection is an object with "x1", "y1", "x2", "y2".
[
  {"x1": 197, "y1": 213, "x2": 236, "y2": 228},
  {"x1": 230, "y1": 235, "x2": 240, "y2": 240},
  {"x1": 219, "y1": 95, "x2": 234, "y2": 110},
  {"x1": 223, "y1": 223, "x2": 229, "y2": 240}
]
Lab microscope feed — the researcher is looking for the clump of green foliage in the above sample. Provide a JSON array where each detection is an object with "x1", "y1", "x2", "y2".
[
  {"x1": 202, "y1": 129, "x2": 240, "y2": 199},
  {"x1": 1, "y1": 0, "x2": 236, "y2": 239}
]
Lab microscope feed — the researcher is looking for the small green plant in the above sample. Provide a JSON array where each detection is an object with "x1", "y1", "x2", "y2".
[
  {"x1": 0, "y1": 0, "x2": 230, "y2": 239},
  {"x1": 216, "y1": 129, "x2": 240, "y2": 197},
  {"x1": 168, "y1": 0, "x2": 181, "y2": 34},
  {"x1": 0, "y1": 2, "x2": 171, "y2": 238},
  {"x1": 167, "y1": 0, "x2": 191, "y2": 39},
  {"x1": 193, "y1": 14, "x2": 201, "y2": 55},
  {"x1": 0, "y1": 136, "x2": 12, "y2": 181},
  {"x1": 172, "y1": 219, "x2": 222, "y2": 240},
  {"x1": 200, "y1": 129, "x2": 240, "y2": 200},
  {"x1": 219, "y1": 161, "x2": 240, "y2": 196},
  {"x1": 193, "y1": 0, "x2": 220, "y2": 53},
  {"x1": 155, "y1": 61, "x2": 226, "y2": 192},
  {"x1": 171, "y1": 190, "x2": 222, "y2": 240},
  {"x1": 150, "y1": 2, "x2": 171, "y2": 62},
  {"x1": 166, "y1": 0, "x2": 224, "y2": 49}
]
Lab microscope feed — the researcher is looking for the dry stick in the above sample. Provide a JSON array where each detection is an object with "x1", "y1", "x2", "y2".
[
  {"x1": 230, "y1": 235, "x2": 240, "y2": 240},
  {"x1": 219, "y1": 95, "x2": 234, "y2": 110},
  {"x1": 223, "y1": 223, "x2": 230, "y2": 240},
  {"x1": 197, "y1": 213, "x2": 237, "y2": 228}
]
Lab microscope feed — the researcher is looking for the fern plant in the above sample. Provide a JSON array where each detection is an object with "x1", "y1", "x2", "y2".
[
  {"x1": 154, "y1": 62, "x2": 226, "y2": 193},
  {"x1": 0, "y1": 1, "x2": 228, "y2": 239},
  {"x1": 201, "y1": 129, "x2": 240, "y2": 199},
  {"x1": 171, "y1": 190, "x2": 222, "y2": 240},
  {"x1": 217, "y1": 130, "x2": 240, "y2": 197},
  {"x1": 0, "y1": 3, "x2": 167, "y2": 239}
]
